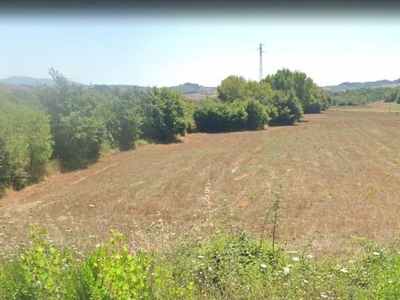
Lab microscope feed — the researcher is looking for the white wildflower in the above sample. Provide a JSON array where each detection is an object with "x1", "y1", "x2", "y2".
[
  {"x1": 340, "y1": 268, "x2": 348, "y2": 273},
  {"x1": 260, "y1": 263, "x2": 267, "y2": 269},
  {"x1": 320, "y1": 293, "x2": 328, "y2": 298},
  {"x1": 373, "y1": 251, "x2": 380, "y2": 256},
  {"x1": 293, "y1": 256, "x2": 299, "y2": 262},
  {"x1": 283, "y1": 266, "x2": 290, "y2": 275}
]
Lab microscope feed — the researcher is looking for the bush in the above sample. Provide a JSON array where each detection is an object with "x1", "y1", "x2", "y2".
[
  {"x1": 268, "y1": 90, "x2": 303, "y2": 126},
  {"x1": 142, "y1": 88, "x2": 192, "y2": 143},
  {"x1": 194, "y1": 99, "x2": 269, "y2": 133}
]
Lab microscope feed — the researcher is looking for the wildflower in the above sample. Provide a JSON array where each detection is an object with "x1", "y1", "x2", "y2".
[
  {"x1": 340, "y1": 268, "x2": 348, "y2": 273},
  {"x1": 260, "y1": 263, "x2": 267, "y2": 269},
  {"x1": 62, "y1": 264, "x2": 68, "y2": 272},
  {"x1": 388, "y1": 279, "x2": 393, "y2": 284},
  {"x1": 320, "y1": 293, "x2": 328, "y2": 298},
  {"x1": 293, "y1": 256, "x2": 299, "y2": 262},
  {"x1": 373, "y1": 251, "x2": 380, "y2": 256},
  {"x1": 198, "y1": 255, "x2": 205, "y2": 259},
  {"x1": 283, "y1": 266, "x2": 290, "y2": 275}
]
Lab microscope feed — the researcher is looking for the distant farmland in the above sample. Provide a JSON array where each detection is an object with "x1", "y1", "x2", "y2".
[{"x1": 1, "y1": 107, "x2": 400, "y2": 256}]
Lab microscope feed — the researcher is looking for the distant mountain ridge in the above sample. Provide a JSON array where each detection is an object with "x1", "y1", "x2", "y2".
[
  {"x1": 323, "y1": 78, "x2": 400, "y2": 92},
  {"x1": 0, "y1": 77, "x2": 217, "y2": 96}
]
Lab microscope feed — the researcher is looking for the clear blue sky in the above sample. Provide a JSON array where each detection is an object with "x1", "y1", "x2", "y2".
[{"x1": 1, "y1": 11, "x2": 400, "y2": 87}]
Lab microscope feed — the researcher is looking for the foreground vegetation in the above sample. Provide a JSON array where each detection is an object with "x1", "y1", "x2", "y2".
[{"x1": 1, "y1": 199, "x2": 400, "y2": 299}]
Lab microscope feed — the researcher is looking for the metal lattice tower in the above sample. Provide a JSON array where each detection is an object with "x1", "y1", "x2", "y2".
[
  {"x1": 259, "y1": 43, "x2": 265, "y2": 82},
  {"x1": 259, "y1": 43, "x2": 265, "y2": 100}
]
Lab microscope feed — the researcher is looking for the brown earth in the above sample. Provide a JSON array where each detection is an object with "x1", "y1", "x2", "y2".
[{"x1": 1, "y1": 109, "x2": 400, "y2": 256}]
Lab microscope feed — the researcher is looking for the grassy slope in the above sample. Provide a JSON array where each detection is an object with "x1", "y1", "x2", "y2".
[{"x1": 1, "y1": 108, "x2": 400, "y2": 256}]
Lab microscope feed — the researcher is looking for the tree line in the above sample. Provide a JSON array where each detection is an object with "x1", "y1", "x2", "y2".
[
  {"x1": 326, "y1": 87, "x2": 400, "y2": 106},
  {"x1": 0, "y1": 68, "x2": 328, "y2": 197}
]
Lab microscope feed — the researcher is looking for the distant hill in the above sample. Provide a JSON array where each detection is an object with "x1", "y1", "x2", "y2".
[
  {"x1": 323, "y1": 78, "x2": 400, "y2": 92},
  {"x1": 169, "y1": 82, "x2": 217, "y2": 95},
  {"x1": 0, "y1": 77, "x2": 217, "y2": 98},
  {"x1": 0, "y1": 76, "x2": 55, "y2": 86}
]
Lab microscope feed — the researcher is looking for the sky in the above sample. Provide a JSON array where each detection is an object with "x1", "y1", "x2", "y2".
[{"x1": 1, "y1": 7, "x2": 400, "y2": 88}]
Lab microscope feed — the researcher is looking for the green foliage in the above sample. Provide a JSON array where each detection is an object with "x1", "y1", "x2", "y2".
[
  {"x1": 193, "y1": 98, "x2": 269, "y2": 133},
  {"x1": 268, "y1": 90, "x2": 303, "y2": 126},
  {"x1": 245, "y1": 99, "x2": 270, "y2": 130},
  {"x1": 142, "y1": 87, "x2": 193, "y2": 143},
  {"x1": 217, "y1": 75, "x2": 247, "y2": 102},
  {"x1": 52, "y1": 111, "x2": 106, "y2": 171},
  {"x1": 0, "y1": 228, "x2": 196, "y2": 299},
  {"x1": 264, "y1": 68, "x2": 327, "y2": 114},
  {"x1": 3, "y1": 226, "x2": 400, "y2": 299},
  {"x1": 41, "y1": 69, "x2": 107, "y2": 171},
  {"x1": 100, "y1": 88, "x2": 144, "y2": 151},
  {"x1": 384, "y1": 88, "x2": 400, "y2": 103},
  {"x1": 0, "y1": 139, "x2": 16, "y2": 197},
  {"x1": 328, "y1": 87, "x2": 389, "y2": 106},
  {"x1": 0, "y1": 99, "x2": 53, "y2": 195}
]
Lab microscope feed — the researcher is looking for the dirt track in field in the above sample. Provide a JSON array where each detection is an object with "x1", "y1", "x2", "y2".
[{"x1": 1, "y1": 109, "x2": 400, "y2": 255}]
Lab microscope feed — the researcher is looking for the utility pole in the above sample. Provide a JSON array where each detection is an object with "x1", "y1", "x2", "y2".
[{"x1": 259, "y1": 43, "x2": 265, "y2": 100}]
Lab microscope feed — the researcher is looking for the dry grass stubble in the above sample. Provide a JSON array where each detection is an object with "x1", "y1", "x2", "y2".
[{"x1": 0, "y1": 110, "x2": 400, "y2": 256}]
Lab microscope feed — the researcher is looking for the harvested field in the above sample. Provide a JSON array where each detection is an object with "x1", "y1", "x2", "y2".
[{"x1": 1, "y1": 109, "x2": 400, "y2": 255}]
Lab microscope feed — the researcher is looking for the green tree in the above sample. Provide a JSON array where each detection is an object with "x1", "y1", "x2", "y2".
[
  {"x1": 217, "y1": 75, "x2": 247, "y2": 102},
  {"x1": 264, "y1": 68, "x2": 327, "y2": 113},
  {"x1": 384, "y1": 88, "x2": 400, "y2": 103},
  {"x1": 142, "y1": 87, "x2": 192, "y2": 143},
  {"x1": 104, "y1": 89, "x2": 143, "y2": 151},
  {"x1": 268, "y1": 90, "x2": 303, "y2": 126},
  {"x1": 245, "y1": 80, "x2": 274, "y2": 103},
  {"x1": 41, "y1": 69, "x2": 107, "y2": 171},
  {"x1": 245, "y1": 99, "x2": 270, "y2": 130},
  {"x1": 0, "y1": 139, "x2": 14, "y2": 197},
  {"x1": 0, "y1": 99, "x2": 53, "y2": 192}
]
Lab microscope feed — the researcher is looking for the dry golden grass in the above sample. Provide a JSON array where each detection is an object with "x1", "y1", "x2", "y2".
[{"x1": 1, "y1": 109, "x2": 400, "y2": 256}]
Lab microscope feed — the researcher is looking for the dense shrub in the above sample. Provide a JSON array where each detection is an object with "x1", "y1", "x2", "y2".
[
  {"x1": 0, "y1": 99, "x2": 53, "y2": 195},
  {"x1": 268, "y1": 90, "x2": 303, "y2": 126},
  {"x1": 194, "y1": 98, "x2": 269, "y2": 133},
  {"x1": 141, "y1": 87, "x2": 193, "y2": 143}
]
